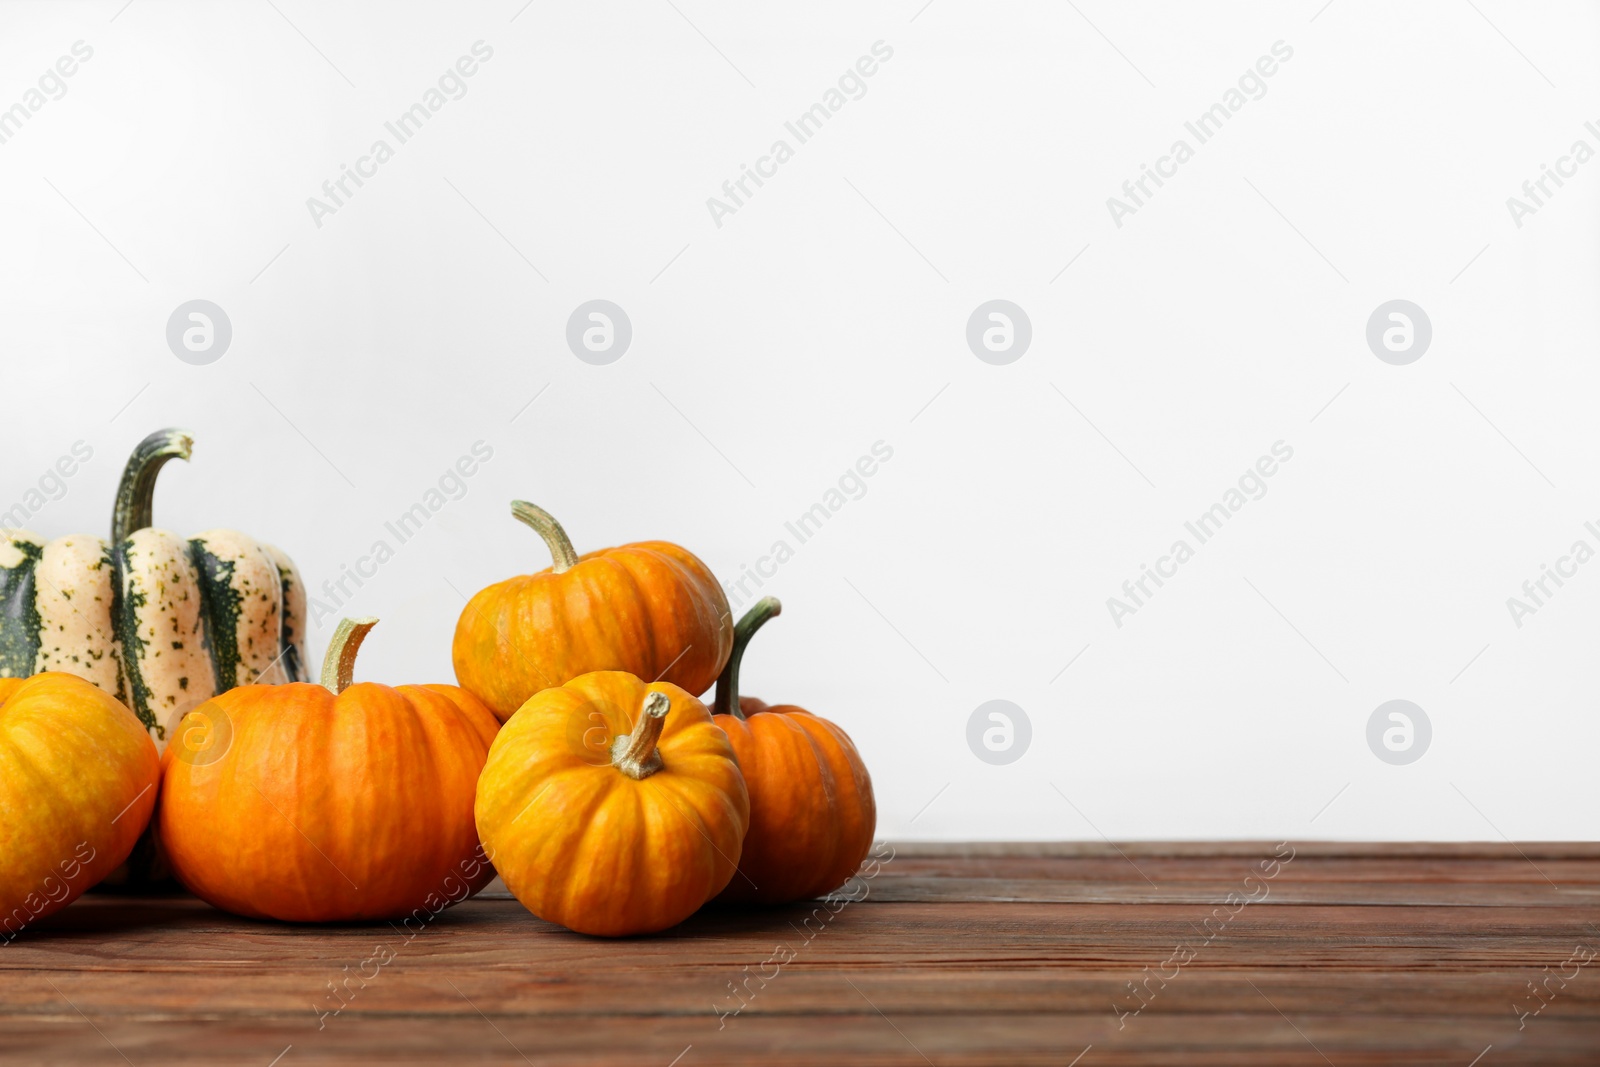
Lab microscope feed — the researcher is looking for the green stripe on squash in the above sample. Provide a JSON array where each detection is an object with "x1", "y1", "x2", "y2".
[
  {"x1": 0, "y1": 537, "x2": 43, "y2": 680},
  {"x1": 187, "y1": 539, "x2": 242, "y2": 701}
]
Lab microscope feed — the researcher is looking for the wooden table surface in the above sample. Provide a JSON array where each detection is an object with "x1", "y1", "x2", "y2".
[{"x1": 7, "y1": 842, "x2": 1600, "y2": 1066}]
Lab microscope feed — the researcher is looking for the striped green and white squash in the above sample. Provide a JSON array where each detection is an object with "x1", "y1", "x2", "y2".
[{"x1": 0, "y1": 429, "x2": 308, "y2": 746}]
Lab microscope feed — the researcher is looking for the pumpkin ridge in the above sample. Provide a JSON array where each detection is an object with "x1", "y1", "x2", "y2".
[
  {"x1": 802, "y1": 713, "x2": 876, "y2": 895},
  {"x1": 617, "y1": 546, "x2": 723, "y2": 689},
  {"x1": 7, "y1": 677, "x2": 153, "y2": 803},
  {"x1": 788, "y1": 714, "x2": 849, "y2": 889},
  {"x1": 635, "y1": 781, "x2": 692, "y2": 921},
  {"x1": 648, "y1": 542, "x2": 731, "y2": 675},
  {"x1": 1, "y1": 705, "x2": 80, "y2": 825},
  {"x1": 236, "y1": 693, "x2": 326, "y2": 915},
  {"x1": 555, "y1": 564, "x2": 603, "y2": 680},
  {"x1": 582, "y1": 554, "x2": 656, "y2": 677},
  {"x1": 402, "y1": 686, "x2": 468, "y2": 897},
  {"x1": 745, "y1": 713, "x2": 837, "y2": 885},
  {"x1": 602, "y1": 550, "x2": 669, "y2": 678},
  {"x1": 506, "y1": 574, "x2": 565, "y2": 694},
  {"x1": 359, "y1": 686, "x2": 441, "y2": 905},
  {"x1": 407, "y1": 684, "x2": 500, "y2": 751},
  {"x1": 646, "y1": 764, "x2": 745, "y2": 881},
  {"x1": 534, "y1": 769, "x2": 619, "y2": 918},
  {"x1": 494, "y1": 761, "x2": 583, "y2": 831},
  {"x1": 559, "y1": 774, "x2": 633, "y2": 928}
]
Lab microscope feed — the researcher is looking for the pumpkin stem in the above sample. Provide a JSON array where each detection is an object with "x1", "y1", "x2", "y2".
[
  {"x1": 611, "y1": 690, "x2": 670, "y2": 779},
  {"x1": 112, "y1": 428, "x2": 194, "y2": 543},
  {"x1": 320, "y1": 616, "x2": 379, "y2": 695},
  {"x1": 713, "y1": 597, "x2": 782, "y2": 721},
  {"x1": 510, "y1": 501, "x2": 580, "y2": 573}
]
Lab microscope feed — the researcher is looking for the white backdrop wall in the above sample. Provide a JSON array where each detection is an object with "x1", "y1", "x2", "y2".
[{"x1": 3, "y1": 0, "x2": 1598, "y2": 841}]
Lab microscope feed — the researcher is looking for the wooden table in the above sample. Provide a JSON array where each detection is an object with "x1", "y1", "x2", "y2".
[{"x1": 7, "y1": 843, "x2": 1600, "y2": 1065}]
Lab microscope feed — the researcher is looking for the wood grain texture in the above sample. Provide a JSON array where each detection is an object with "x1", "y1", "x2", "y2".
[{"x1": 4, "y1": 842, "x2": 1599, "y2": 1065}]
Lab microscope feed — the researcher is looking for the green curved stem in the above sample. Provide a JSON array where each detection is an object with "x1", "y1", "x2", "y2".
[
  {"x1": 510, "y1": 500, "x2": 579, "y2": 573},
  {"x1": 111, "y1": 429, "x2": 194, "y2": 543},
  {"x1": 713, "y1": 597, "x2": 782, "y2": 720},
  {"x1": 321, "y1": 617, "x2": 378, "y2": 694}
]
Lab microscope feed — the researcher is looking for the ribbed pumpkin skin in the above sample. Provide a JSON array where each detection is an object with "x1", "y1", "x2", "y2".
[
  {"x1": 0, "y1": 673, "x2": 160, "y2": 936},
  {"x1": 453, "y1": 542, "x2": 732, "y2": 721},
  {"x1": 160, "y1": 681, "x2": 498, "y2": 922},
  {"x1": 715, "y1": 696, "x2": 876, "y2": 904},
  {"x1": 476, "y1": 672, "x2": 748, "y2": 936}
]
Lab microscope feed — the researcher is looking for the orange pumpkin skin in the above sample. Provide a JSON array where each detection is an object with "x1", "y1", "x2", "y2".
[
  {"x1": 160, "y1": 670, "x2": 499, "y2": 923},
  {"x1": 452, "y1": 503, "x2": 732, "y2": 721},
  {"x1": 0, "y1": 673, "x2": 160, "y2": 937},
  {"x1": 715, "y1": 695, "x2": 876, "y2": 904},
  {"x1": 476, "y1": 671, "x2": 749, "y2": 936}
]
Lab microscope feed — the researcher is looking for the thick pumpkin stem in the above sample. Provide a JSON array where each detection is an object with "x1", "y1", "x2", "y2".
[
  {"x1": 112, "y1": 428, "x2": 194, "y2": 543},
  {"x1": 320, "y1": 616, "x2": 379, "y2": 695},
  {"x1": 713, "y1": 597, "x2": 782, "y2": 721},
  {"x1": 612, "y1": 690, "x2": 670, "y2": 779},
  {"x1": 510, "y1": 500, "x2": 580, "y2": 574}
]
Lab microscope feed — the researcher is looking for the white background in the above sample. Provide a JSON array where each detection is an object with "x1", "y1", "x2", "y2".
[{"x1": 3, "y1": 0, "x2": 1598, "y2": 841}]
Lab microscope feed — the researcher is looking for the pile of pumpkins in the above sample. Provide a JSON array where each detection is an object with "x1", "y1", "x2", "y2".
[{"x1": 0, "y1": 430, "x2": 874, "y2": 938}]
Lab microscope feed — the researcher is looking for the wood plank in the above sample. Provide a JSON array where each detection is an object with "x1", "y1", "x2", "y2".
[
  {"x1": 2, "y1": 844, "x2": 1597, "y2": 1065},
  {"x1": 4, "y1": 1014, "x2": 1599, "y2": 1067},
  {"x1": 887, "y1": 841, "x2": 1600, "y2": 859}
]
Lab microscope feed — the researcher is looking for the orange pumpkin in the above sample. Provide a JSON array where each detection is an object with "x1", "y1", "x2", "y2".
[
  {"x1": 712, "y1": 598, "x2": 875, "y2": 904},
  {"x1": 452, "y1": 501, "x2": 732, "y2": 721},
  {"x1": 0, "y1": 673, "x2": 159, "y2": 938},
  {"x1": 476, "y1": 671, "x2": 749, "y2": 936},
  {"x1": 160, "y1": 617, "x2": 499, "y2": 922}
]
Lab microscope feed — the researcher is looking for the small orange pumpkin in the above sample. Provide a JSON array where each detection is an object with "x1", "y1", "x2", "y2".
[
  {"x1": 452, "y1": 501, "x2": 732, "y2": 721},
  {"x1": 160, "y1": 618, "x2": 499, "y2": 922},
  {"x1": 0, "y1": 673, "x2": 159, "y2": 938},
  {"x1": 712, "y1": 598, "x2": 875, "y2": 904},
  {"x1": 476, "y1": 671, "x2": 749, "y2": 936}
]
